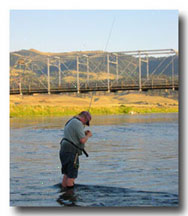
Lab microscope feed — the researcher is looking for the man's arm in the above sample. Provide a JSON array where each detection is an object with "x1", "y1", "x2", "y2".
[{"x1": 80, "y1": 131, "x2": 92, "y2": 144}]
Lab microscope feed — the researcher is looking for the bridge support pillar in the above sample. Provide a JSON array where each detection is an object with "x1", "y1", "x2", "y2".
[
  {"x1": 19, "y1": 82, "x2": 22, "y2": 95},
  {"x1": 87, "y1": 56, "x2": 89, "y2": 86},
  {"x1": 77, "y1": 56, "x2": 80, "y2": 94},
  {"x1": 146, "y1": 55, "x2": 149, "y2": 80},
  {"x1": 138, "y1": 52, "x2": 142, "y2": 91},
  {"x1": 172, "y1": 56, "x2": 175, "y2": 91},
  {"x1": 47, "y1": 57, "x2": 51, "y2": 95},
  {"x1": 107, "y1": 54, "x2": 110, "y2": 93},
  {"x1": 58, "y1": 57, "x2": 61, "y2": 87}
]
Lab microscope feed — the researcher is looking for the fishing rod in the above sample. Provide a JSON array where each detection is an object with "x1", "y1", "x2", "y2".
[
  {"x1": 88, "y1": 17, "x2": 116, "y2": 112},
  {"x1": 88, "y1": 92, "x2": 93, "y2": 112}
]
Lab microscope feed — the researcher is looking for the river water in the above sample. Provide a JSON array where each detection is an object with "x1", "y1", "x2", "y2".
[{"x1": 10, "y1": 113, "x2": 178, "y2": 207}]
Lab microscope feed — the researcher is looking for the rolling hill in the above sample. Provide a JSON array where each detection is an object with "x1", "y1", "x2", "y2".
[{"x1": 10, "y1": 49, "x2": 178, "y2": 89}]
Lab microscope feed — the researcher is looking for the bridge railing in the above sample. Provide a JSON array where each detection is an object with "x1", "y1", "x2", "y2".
[{"x1": 10, "y1": 78, "x2": 179, "y2": 95}]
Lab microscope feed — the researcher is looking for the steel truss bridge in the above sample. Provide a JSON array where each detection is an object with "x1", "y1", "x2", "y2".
[{"x1": 10, "y1": 49, "x2": 178, "y2": 95}]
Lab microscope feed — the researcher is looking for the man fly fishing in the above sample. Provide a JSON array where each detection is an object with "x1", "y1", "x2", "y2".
[{"x1": 59, "y1": 111, "x2": 92, "y2": 189}]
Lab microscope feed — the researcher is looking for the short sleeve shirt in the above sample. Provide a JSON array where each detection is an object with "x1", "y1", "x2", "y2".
[{"x1": 60, "y1": 118, "x2": 85, "y2": 155}]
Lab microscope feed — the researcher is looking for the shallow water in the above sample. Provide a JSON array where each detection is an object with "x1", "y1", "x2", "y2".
[{"x1": 10, "y1": 113, "x2": 178, "y2": 207}]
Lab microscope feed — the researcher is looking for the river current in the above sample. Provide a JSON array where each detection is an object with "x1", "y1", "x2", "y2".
[{"x1": 10, "y1": 113, "x2": 178, "y2": 207}]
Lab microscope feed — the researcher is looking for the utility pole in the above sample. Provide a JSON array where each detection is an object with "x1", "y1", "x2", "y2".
[
  {"x1": 77, "y1": 56, "x2": 80, "y2": 94},
  {"x1": 47, "y1": 57, "x2": 50, "y2": 94}
]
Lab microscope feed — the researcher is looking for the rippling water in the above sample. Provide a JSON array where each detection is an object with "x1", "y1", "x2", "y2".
[{"x1": 10, "y1": 113, "x2": 178, "y2": 207}]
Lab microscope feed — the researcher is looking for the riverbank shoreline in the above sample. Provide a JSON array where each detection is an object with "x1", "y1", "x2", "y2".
[{"x1": 10, "y1": 91, "x2": 178, "y2": 117}]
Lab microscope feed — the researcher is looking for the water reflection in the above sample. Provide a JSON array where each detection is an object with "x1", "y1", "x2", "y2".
[
  {"x1": 56, "y1": 184, "x2": 178, "y2": 207},
  {"x1": 10, "y1": 113, "x2": 178, "y2": 129},
  {"x1": 57, "y1": 187, "x2": 78, "y2": 207}
]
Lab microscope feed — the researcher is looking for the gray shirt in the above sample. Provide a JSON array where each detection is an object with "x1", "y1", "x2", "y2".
[{"x1": 60, "y1": 118, "x2": 85, "y2": 155}]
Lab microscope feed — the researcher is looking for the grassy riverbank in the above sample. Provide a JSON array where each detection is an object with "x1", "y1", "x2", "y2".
[{"x1": 10, "y1": 91, "x2": 178, "y2": 117}]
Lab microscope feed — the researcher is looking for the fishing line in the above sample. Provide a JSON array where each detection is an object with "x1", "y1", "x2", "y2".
[
  {"x1": 87, "y1": 17, "x2": 116, "y2": 112},
  {"x1": 104, "y1": 17, "x2": 116, "y2": 52}
]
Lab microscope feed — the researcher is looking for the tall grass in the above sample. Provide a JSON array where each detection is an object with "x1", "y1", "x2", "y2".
[{"x1": 10, "y1": 104, "x2": 178, "y2": 117}]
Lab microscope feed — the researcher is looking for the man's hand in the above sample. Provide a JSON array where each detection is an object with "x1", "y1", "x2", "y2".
[
  {"x1": 80, "y1": 130, "x2": 92, "y2": 144},
  {"x1": 85, "y1": 130, "x2": 92, "y2": 137}
]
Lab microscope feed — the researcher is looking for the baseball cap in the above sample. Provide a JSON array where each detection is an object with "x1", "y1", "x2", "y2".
[{"x1": 80, "y1": 111, "x2": 92, "y2": 126}]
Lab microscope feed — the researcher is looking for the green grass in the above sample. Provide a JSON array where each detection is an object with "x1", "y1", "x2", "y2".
[{"x1": 10, "y1": 104, "x2": 178, "y2": 118}]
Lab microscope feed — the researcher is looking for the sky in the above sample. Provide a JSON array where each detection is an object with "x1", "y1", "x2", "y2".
[{"x1": 10, "y1": 10, "x2": 178, "y2": 53}]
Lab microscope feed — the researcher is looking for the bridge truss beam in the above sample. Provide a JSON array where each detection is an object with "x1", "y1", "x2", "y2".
[{"x1": 10, "y1": 49, "x2": 178, "y2": 95}]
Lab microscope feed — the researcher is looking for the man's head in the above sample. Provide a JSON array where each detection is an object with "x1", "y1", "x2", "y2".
[{"x1": 78, "y1": 111, "x2": 92, "y2": 126}]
